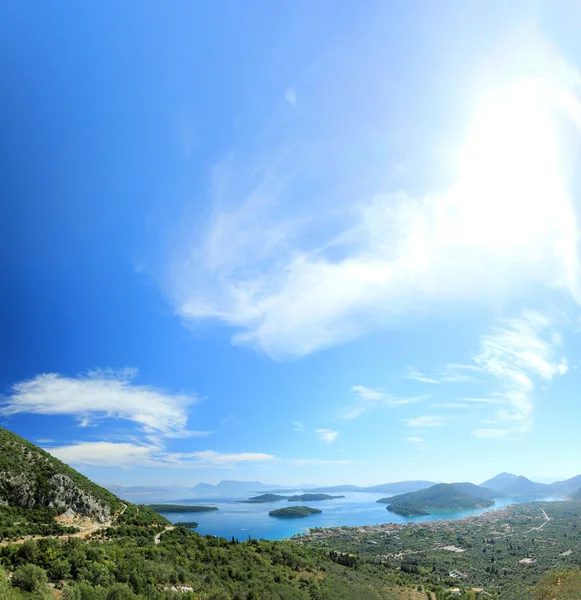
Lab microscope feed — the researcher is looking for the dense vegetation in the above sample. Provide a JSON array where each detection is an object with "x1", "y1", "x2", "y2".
[
  {"x1": 147, "y1": 505, "x2": 219, "y2": 513},
  {"x1": 269, "y1": 506, "x2": 322, "y2": 518},
  {"x1": 301, "y1": 501, "x2": 581, "y2": 599},
  {"x1": 378, "y1": 484, "x2": 494, "y2": 516},
  {"x1": 240, "y1": 494, "x2": 289, "y2": 503},
  {"x1": 0, "y1": 427, "x2": 122, "y2": 521},
  {"x1": 533, "y1": 569, "x2": 581, "y2": 599},
  {"x1": 0, "y1": 519, "x2": 418, "y2": 599},
  {"x1": 286, "y1": 494, "x2": 344, "y2": 502},
  {"x1": 0, "y1": 506, "x2": 79, "y2": 541}
]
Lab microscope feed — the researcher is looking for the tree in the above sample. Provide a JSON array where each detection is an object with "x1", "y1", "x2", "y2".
[
  {"x1": 0, "y1": 566, "x2": 14, "y2": 599},
  {"x1": 12, "y1": 563, "x2": 48, "y2": 592},
  {"x1": 106, "y1": 583, "x2": 139, "y2": 600}
]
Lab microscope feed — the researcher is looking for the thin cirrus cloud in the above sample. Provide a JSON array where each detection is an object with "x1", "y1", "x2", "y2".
[
  {"x1": 292, "y1": 420, "x2": 305, "y2": 431},
  {"x1": 315, "y1": 429, "x2": 339, "y2": 444},
  {"x1": 167, "y1": 35, "x2": 581, "y2": 359},
  {"x1": 0, "y1": 368, "x2": 205, "y2": 437},
  {"x1": 402, "y1": 415, "x2": 446, "y2": 428},
  {"x1": 405, "y1": 437, "x2": 424, "y2": 443},
  {"x1": 45, "y1": 441, "x2": 276, "y2": 469},
  {"x1": 342, "y1": 385, "x2": 427, "y2": 419},
  {"x1": 470, "y1": 311, "x2": 568, "y2": 439}
]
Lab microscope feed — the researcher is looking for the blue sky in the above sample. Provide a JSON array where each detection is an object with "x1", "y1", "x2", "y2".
[{"x1": 2, "y1": 0, "x2": 581, "y2": 487}]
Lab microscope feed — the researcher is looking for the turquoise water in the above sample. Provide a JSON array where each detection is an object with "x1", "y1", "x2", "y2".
[{"x1": 155, "y1": 492, "x2": 564, "y2": 541}]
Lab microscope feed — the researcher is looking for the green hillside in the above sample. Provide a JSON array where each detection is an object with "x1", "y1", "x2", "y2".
[
  {"x1": 378, "y1": 483, "x2": 494, "y2": 516},
  {"x1": 570, "y1": 486, "x2": 581, "y2": 501},
  {"x1": 0, "y1": 427, "x2": 123, "y2": 522}
]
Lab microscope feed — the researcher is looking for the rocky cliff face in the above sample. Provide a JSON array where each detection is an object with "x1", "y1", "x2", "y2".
[{"x1": 0, "y1": 427, "x2": 121, "y2": 522}]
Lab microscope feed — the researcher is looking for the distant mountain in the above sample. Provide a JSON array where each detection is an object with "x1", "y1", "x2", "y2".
[
  {"x1": 481, "y1": 473, "x2": 552, "y2": 495},
  {"x1": 0, "y1": 427, "x2": 123, "y2": 522},
  {"x1": 363, "y1": 480, "x2": 437, "y2": 494},
  {"x1": 309, "y1": 481, "x2": 437, "y2": 494},
  {"x1": 549, "y1": 475, "x2": 581, "y2": 495},
  {"x1": 570, "y1": 486, "x2": 581, "y2": 501},
  {"x1": 451, "y1": 482, "x2": 504, "y2": 501},
  {"x1": 377, "y1": 483, "x2": 494, "y2": 516},
  {"x1": 307, "y1": 485, "x2": 363, "y2": 493}
]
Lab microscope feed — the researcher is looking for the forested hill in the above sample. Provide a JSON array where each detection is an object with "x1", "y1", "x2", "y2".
[
  {"x1": 377, "y1": 483, "x2": 494, "y2": 516},
  {"x1": 0, "y1": 426, "x2": 123, "y2": 522}
]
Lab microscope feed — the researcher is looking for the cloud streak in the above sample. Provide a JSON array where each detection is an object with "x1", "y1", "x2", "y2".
[
  {"x1": 46, "y1": 441, "x2": 276, "y2": 469},
  {"x1": 342, "y1": 385, "x2": 427, "y2": 419},
  {"x1": 0, "y1": 369, "x2": 197, "y2": 436},
  {"x1": 471, "y1": 311, "x2": 568, "y2": 438}
]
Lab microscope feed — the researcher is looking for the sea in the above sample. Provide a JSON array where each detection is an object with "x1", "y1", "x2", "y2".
[{"x1": 144, "y1": 492, "x2": 564, "y2": 541}]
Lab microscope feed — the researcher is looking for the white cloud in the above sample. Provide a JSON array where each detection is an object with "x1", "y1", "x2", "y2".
[
  {"x1": 293, "y1": 420, "x2": 305, "y2": 431},
  {"x1": 46, "y1": 441, "x2": 276, "y2": 469},
  {"x1": 315, "y1": 429, "x2": 339, "y2": 444},
  {"x1": 289, "y1": 459, "x2": 353, "y2": 467},
  {"x1": 402, "y1": 415, "x2": 445, "y2": 428},
  {"x1": 167, "y1": 38, "x2": 581, "y2": 358},
  {"x1": 285, "y1": 89, "x2": 296, "y2": 105},
  {"x1": 343, "y1": 385, "x2": 427, "y2": 419},
  {"x1": 402, "y1": 368, "x2": 439, "y2": 384},
  {"x1": 0, "y1": 369, "x2": 197, "y2": 436},
  {"x1": 470, "y1": 310, "x2": 568, "y2": 438},
  {"x1": 405, "y1": 437, "x2": 424, "y2": 443}
]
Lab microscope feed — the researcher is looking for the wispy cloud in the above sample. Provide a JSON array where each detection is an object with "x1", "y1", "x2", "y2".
[
  {"x1": 404, "y1": 437, "x2": 424, "y2": 443},
  {"x1": 293, "y1": 420, "x2": 305, "y2": 431},
  {"x1": 285, "y1": 89, "x2": 296, "y2": 105},
  {"x1": 315, "y1": 429, "x2": 339, "y2": 444},
  {"x1": 402, "y1": 368, "x2": 439, "y2": 384},
  {"x1": 46, "y1": 441, "x2": 276, "y2": 469},
  {"x1": 470, "y1": 310, "x2": 568, "y2": 438},
  {"x1": 167, "y1": 38, "x2": 581, "y2": 358},
  {"x1": 402, "y1": 364, "x2": 481, "y2": 385},
  {"x1": 343, "y1": 385, "x2": 427, "y2": 419},
  {"x1": 289, "y1": 459, "x2": 353, "y2": 467},
  {"x1": 402, "y1": 415, "x2": 445, "y2": 428},
  {"x1": 0, "y1": 369, "x2": 197, "y2": 436}
]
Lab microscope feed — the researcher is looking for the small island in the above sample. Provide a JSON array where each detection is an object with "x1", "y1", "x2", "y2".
[
  {"x1": 240, "y1": 494, "x2": 289, "y2": 503},
  {"x1": 377, "y1": 483, "x2": 494, "y2": 516},
  {"x1": 176, "y1": 521, "x2": 198, "y2": 528},
  {"x1": 269, "y1": 506, "x2": 322, "y2": 518},
  {"x1": 286, "y1": 493, "x2": 345, "y2": 502},
  {"x1": 147, "y1": 505, "x2": 219, "y2": 513}
]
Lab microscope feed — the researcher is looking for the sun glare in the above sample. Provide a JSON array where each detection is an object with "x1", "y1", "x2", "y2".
[{"x1": 453, "y1": 79, "x2": 567, "y2": 251}]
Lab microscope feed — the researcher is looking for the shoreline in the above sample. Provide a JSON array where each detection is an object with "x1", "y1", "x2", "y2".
[{"x1": 290, "y1": 499, "x2": 563, "y2": 541}]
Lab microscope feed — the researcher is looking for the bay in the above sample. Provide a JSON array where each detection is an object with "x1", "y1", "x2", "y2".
[{"x1": 154, "y1": 492, "x2": 564, "y2": 541}]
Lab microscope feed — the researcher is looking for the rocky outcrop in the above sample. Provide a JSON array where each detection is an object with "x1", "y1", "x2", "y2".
[{"x1": 0, "y1": 427, "x2": 122, "y2": 522}]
